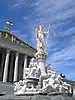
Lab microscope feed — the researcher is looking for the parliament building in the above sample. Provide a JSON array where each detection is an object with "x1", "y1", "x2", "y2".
[
  {"x1": 0, "y1": 30, "x2": 37, "y2": 94},
  {"x1": 0, "y1": 30, "x2": 75, "y2": 95}
]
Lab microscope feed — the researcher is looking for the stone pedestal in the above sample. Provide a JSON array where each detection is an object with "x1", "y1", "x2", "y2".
[
  {"x1": 0, "y1": 94, "x2": 74, "y2": 100},
  {"x1": 37, "y1": 50, "x2": 47, "y2": 77},
  {"x1": 38, "y1": 59, "x2": 47, "y2": 76},
  {"x1": 25, "y1": 77, "x2": 39, "y2": 88}
]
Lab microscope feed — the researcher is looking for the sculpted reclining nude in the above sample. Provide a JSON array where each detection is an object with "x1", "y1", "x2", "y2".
[{"x1": 42, "y1": 74, "x2": 72, "y2": 94}]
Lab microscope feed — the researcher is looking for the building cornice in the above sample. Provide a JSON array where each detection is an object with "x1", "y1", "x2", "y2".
[{"x1": 0, "y1": 30, "x2": 37, "y2": 53}]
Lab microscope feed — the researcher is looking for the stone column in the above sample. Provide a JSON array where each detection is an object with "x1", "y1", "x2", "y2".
[
  {"x1": 13, "y1": 52, "x2": 19, "y2": 82},
  {"x1": 9, "y1": 52, "x2": 14, "y2": 83},
  {"x1": 23, "y1": 55, "x2": 27, "y2": 79},
  {"x1": 18, "y1": 55, "x2": 23, "y2": 80},
  {"x1": 3, "y1": 49, "x2": 10, "y2": 82},
  {"x1": 1, "y1": 51, "x2": 5, "y2": 81}
]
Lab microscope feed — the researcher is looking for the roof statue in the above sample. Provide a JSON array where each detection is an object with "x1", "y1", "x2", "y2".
[{"x1": 14, "y1": 24, "x2": 73, "y2": 96}]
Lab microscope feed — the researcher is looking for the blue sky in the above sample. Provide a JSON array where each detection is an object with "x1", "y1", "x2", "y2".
[{"x1": 0, "y1": 0, "x2": 75, "y2": 81}]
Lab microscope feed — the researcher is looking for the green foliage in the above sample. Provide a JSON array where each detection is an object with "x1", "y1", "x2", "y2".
[
  {"x1": 45, "y1": 52, "x2": 48, "y2": 56},
  {"x1": 5, "y1": 27, "x2": 10, "y2": 31}
]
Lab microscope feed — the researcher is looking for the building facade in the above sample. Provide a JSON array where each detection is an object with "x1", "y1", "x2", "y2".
[{"x1": 0, "y1": 30, "x2": 37, "y2": 83}]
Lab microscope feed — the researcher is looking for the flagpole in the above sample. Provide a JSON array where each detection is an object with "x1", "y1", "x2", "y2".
[{"x1": 5, "y1": 21, "x2": 13, "y2": 31}]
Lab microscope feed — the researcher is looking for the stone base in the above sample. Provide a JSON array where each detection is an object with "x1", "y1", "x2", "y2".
[
  {"x1": 0, "y1": 94, "x2": 75, "y2": 100},
  {"x1": 48, "y1": 91, "x2": 69, "y2": 96},
  {"x1": 15, "y1": 91, "x2": 40, "y2": 96}
]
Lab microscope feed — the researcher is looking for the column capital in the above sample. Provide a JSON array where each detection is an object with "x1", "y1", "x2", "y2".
[
  {"x1": 6, "y1": 49, "x2": 10, "y2": 53},
  {"x1": 15, "y1": 52, "x2": 19, "y2": 56},
  {"x1": 24, "y1": 55, "x2": 27, "y2": 58}
]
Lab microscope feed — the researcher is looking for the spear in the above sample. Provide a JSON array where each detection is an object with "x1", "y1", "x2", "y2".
[{"x1": 45, "y1": 24, "x2": 51, "y2": 53}]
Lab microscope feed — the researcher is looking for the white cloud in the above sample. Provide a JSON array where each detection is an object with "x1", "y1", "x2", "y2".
[
  {"x1": 49, "y1": 44, "x2": 75, "y2": 62},
  {"x1": 12, "y1": 0, "x2": 25, "y2": 8},
  {"x1": 34, "y1": 0, "x2": 75, "y2": 23}
]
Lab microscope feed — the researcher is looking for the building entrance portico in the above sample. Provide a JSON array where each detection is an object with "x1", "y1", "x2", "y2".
[
  {"x1": 0, "y1": 47, "x2": 34, "y2": 83},
  {"x1": 0, "y1": 30, "x2": 36, "y2": 84}
]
